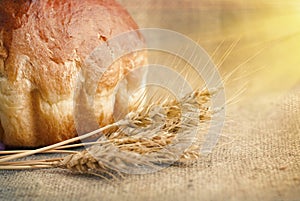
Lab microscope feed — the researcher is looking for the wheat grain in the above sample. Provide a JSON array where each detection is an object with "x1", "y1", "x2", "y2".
[
  {"x1": 0, "y1": 87, "x2": 219, "y2": 177},
  {"x1": 59, "y1": 88, "x2": 215, "y2": 175}
]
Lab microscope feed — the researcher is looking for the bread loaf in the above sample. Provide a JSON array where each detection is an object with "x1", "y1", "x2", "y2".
[{"x1": 0, "y1": 0, "x2": 147, "y2": 147}]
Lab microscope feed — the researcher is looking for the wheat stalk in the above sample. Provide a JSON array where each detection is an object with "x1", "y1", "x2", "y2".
[{"x1": 0, "y1": 88, "x2": 219, "y2": 178}]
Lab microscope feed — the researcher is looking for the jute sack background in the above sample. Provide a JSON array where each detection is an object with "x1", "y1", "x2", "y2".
[
  {"x1": 0, "y1": 87, "x2": 299, "y2": 201},
  {"x1": 1, "y1": 0, "x2": 300, "y2": 200}
]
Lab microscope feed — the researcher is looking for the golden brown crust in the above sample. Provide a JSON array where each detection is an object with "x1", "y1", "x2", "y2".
[{"x1": 0, "y1": 0, "x2": 147, "y2": 147}]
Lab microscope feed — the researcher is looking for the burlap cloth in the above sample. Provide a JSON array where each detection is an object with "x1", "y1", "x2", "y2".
[
  {"x1": 1, "y1": 86, "x2": 299, "y2": 201},
  {"x1": 1, "y1": 1, "x2": 300, "y2": 200}
]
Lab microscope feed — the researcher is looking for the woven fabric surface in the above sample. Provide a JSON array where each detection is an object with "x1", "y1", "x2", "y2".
[{"x1": 1, "y1": 87, "x2": 299, "y2": 201}]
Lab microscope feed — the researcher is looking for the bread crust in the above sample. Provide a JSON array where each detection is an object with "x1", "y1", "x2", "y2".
[{"x1": 0, "y1": 0, "x2": 147, "y2": 147}]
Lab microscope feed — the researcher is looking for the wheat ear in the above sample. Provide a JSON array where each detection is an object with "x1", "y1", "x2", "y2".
[{"x1": 0, "y1": 88, "x2": 219, "y2": 177}]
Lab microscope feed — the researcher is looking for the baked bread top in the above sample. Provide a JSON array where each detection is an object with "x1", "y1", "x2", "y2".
[{"x1": 0, "y1": 0, "x2": 147, "y2": 147}]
